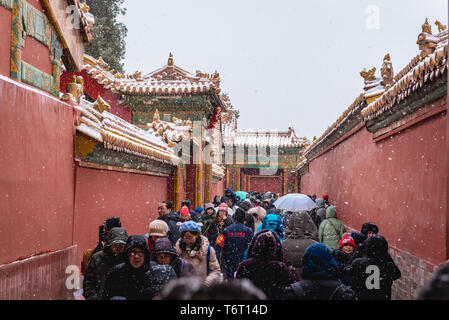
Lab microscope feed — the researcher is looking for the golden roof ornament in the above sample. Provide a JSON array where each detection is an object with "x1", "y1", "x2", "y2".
[
  {"x1": 153, "y1": 109, "x2": 160, "y2": 122},
  {"x1": 381, "y1": 53, "x2": 394, "y2": 89},
  {"x1": 435, "y1": 20, "x2": 447, "y2": 33},
  {"x1": 360, "y1": 67, "x2": 377, "y2": 82},
  {"x1": 94, "y1": 96, "x2": 111, "y2": 113},
  {"x1": 81, "y1": 2, "x2": 90, "y2": 13},
  {"x1": 422, "y1": 18, "x2": 432, "y2": 34},
  {"x1": 168, "y1": 52, "x2": 174, "y2": 66}
]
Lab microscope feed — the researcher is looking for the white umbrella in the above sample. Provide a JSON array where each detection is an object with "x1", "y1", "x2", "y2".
[{"x1": 273, "y1": 193, "x2": 318, "y2": 212}]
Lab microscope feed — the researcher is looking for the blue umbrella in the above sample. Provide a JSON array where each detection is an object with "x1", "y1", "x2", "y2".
[
  {"x1": 273, "y1": 193, "x2": 317, "y2": 212},
  {"x1": 235, "y1": 191, "x2": 249, "y2": 201}
]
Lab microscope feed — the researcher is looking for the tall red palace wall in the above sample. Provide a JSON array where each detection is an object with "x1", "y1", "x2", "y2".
[
  {"x1": 0, "y1": 76, "x2": 77, "y2": 299},
  {"x1": 300, "y1": 98, "x2": 447, "y2": 299},
  {"x1": 73, "y1": 166, "x2": 168, "y2": 264}
]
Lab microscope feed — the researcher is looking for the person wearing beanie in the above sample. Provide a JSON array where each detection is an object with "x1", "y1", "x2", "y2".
[
  {"x1": 175, "y1": 221, "x2": 222, "y2": 286},
  {"x1": 322, "y1": 194, "x2": 329, "y2": 207},
  {"x1": 330, "y1": 236, "x2": 356, "y2": 283},
  {"x1": 200, "y1": 203, "x2": 216, "y2": 235},
  {"x1": 83, "y1": 227, "x2": 129, "y2": 300},
  {"x1": 180, "y1": 205, "x2": 191, "y2": 222},
  {"x1": 220, "y1": 208, "x2": 254, "y2": 279},
  {"x1": 145, "y1": 220, "x2": 169, "y2": 260},
  {"x1": 318, "y1": 206, "x2": 346, "y2": 249},
  {"x1": 178, "y1": 200, "x2": 200, "y2": 222},
  {"x1": 195, "y1": 207, "x2": 204, "y2": 215}
]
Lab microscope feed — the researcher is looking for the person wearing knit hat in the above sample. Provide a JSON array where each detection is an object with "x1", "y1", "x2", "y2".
[
  {"x1": 146, "y1": 220, "x2": 169, "y2": 260},
  {"x1": 180, "y1": 205, "x2": 191, "y2": 222},
  {"x1": 339, "y1": 236, "x2": 356, "y2": 254},
  {"x1": 330, "y1": 235, "x2": 357, "y2": 282},
  {"x1": 200, "y1": 203, "x2": 216, "y2": 235}
]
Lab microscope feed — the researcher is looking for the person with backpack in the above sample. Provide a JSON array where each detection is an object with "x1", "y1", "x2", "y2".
[
  {"x1": 318, "y1": 206, "x2": 346, "y2": 249},
  {"x1": 283, "y1": 243, "x2": 356, "y2": 300},
  {"x1": 174, "y1": 221, "x2": 222, "y2": 286}
]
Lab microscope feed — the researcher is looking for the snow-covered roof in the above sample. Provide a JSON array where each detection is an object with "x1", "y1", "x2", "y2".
[
  {"x1": 75, "y1": 97, "x2": 180, "y2": 165},
  {"x1": 223, "y1": 127, "x2": 310, "y2": 149},
  {"x1": 82, "y1": 53, "x2": 221, "y2": 95},
  {"x1": 362, "y1": 25, "x2": 448, "y2": 121}
]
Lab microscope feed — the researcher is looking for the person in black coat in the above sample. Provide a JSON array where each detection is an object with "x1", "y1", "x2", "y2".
[
  {"x1": 284, "y1": 243, "x2": 355, "y2": 300},
  {"x1": 221, "y1": 208, "x2": 254, "y2": 279},
  {"x1": 342, "y1": 234, "x2": 401, "y2": 300},
  {"x1": 158, "y1": 201, "x2": 182, "y2": 245},
  {"x1": 102, "y1": 235, "x2": 177, "y2": 300}
]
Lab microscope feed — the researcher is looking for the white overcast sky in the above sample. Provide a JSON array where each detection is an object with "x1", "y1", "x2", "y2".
[{"x1": 118, "y1": 0, "x2": 447, "y2": 140}]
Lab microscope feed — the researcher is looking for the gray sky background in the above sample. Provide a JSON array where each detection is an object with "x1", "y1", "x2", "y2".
[{"x1": 118, "y1": 0, "x2": 447, "y2": 140}]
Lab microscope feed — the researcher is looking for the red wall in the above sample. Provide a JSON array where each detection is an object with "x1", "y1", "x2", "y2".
[
  {"x1": 61, "y1": 71, "x2": 132, "y2": 123},
  {"x1": 212, "y1": 178, "x2": 225, "y2": 200},
  {"x1": 22, "y1": 36, "x2": 53, "y2": 75},
  {"x1": 249, "y1": 175, "x2": 283, "y2": 195},
  {"x1": 73, "y1": 166, "x2": 168, "y2": 263},
  {"x1": 301, "y1": 106, "x2": 447, "y2": 264},
  {"x1": 0, "y1": 76, "x2": 76, "y2": 265}
]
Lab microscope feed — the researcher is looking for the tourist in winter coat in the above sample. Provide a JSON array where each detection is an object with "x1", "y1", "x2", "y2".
[
  {"x1": 349, "y1": 231, "x2": 367, "y2": 260},
  {"x1": 102, "y1": 235, "x2": 177, "y2": 300},
  {"x1": 158, "y1": 201, "x2": 182, "y2": 245},
  {"x1": 361, "y1": 222, "x2": 379, "y2": 238},
  {"x1": 175, "y1": 221, "x2": 222, "y2": 286},
  {"x1": 318, "y1": 206, "x2": 346, "y2": 249},
  {"x1": 178, "y1": 200, "x2": 200, "y2": 222},
  {"x1": 283, "y1": 243, "x2": 356, "y2": 300},
  {"x1": 205, "y1": 203, "x2": 234, "y2": 253},
  {"x1": 342, "y1": 234, "x2": 401, "y2": 300},
  {"x1": 153, "y1": 237, "x2": 196, "y2": 278},
  {"x1": 235, "y1": 229, "x2": 298, "y2": 299},
  {"x1": 257, "y1": 213, "x2": 284, "y2": 241},
  {"x1": 200, "y1": 203, "x2": 216, "y2": 234},
  {"x1": 282, "y1": 211, "x2": 319, "y2": 277},
  {"x1": 331, "y1": 236, "x2": 356, "y2": 284},
  {"x1": 83, "y1": 227, "x2": 128, "y2": 300},
  {"x1": 144, "y1": 220, "x2": 169, "y2": 260},
  {"x1": 248, "y1": 207, "x2": 266, "y2": 234},
  {"x1": 315, "y1": 198, "x2": 327, "y2": 228},
  {"x1": 220, "y1": 208, "x2": 254, "y2": 279},
  {"x1": 81, "y1": 217, "x2": 122, "y2": 274},
  {"x1": 225, "y1": 188, "x2": 239, "y2": 207},
  {"x1": 237, "y1": 200, "x2": 255, "y2": 231}
]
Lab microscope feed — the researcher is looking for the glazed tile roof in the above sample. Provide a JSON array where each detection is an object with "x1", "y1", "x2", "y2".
[
  {"x1": 361, "y1": 29, "x2": 448, "y2": 121},
  {"x1": 82, "y1": 54, "x2": 221, "y2": 95},
  {"x1": 75, "y1": 97, "x2": 180, "y2": 165},
  {"x1": 223, "y1": 126, "x2": 310, "y2": 149}
]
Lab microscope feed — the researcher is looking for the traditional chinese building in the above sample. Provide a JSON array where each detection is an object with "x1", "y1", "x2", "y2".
[
  {"x1": 221, "y1": 102, "x2": 310, "y2": 195},
  {"x1": 297, "y1": 18, "x2": 448, "y2": 299},
  {"x1": 61, "y1": 53, "x2": 227, "y2": 211}
]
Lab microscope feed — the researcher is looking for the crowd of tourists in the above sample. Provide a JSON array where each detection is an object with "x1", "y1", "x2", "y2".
[{"x1": 79, "y1": 189, "x2": 448, "y2": 300}]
